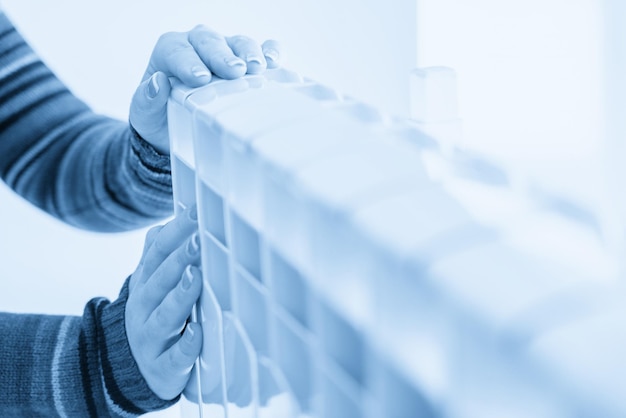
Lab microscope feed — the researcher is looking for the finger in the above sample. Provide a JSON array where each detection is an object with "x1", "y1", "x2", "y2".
[
  {"x1": 141, "y1": 205, "x2": 198, "y2": 281},
  {"x1": 129, "y1": 71, "x2": 172, "y2": 154},
  {"x1": 155, "y1": 322, "x2": 203, "y2": 400},
  {"x1": 129, "y1": 224, "x2": 165, "y2": 291},
  {"x1": 147, "y1": 265, "x2": 202, "y2": 339},
  {"x1": 140, "y1": 232, "x2": 201, "y2": 312},
  {"x1": 143, "y1": 225, "x2": 164, "y2": 258},
  {"x1": 182, "y1": 371, "x2": 200, "y2": 404},
  {"x1": 146, "y1": 31, "x2": 212, "y2": 87},
  {"x1": 188, "y1": 25, "x2": 247, "y2": 80},
  {"x1": 262, "y1": 39, "x2": 282, "y2": 69},
  {"x1": 226, "y1": 35, "x2": 266, "y2": 75}
]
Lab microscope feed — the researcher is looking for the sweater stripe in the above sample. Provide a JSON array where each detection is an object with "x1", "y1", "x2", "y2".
[
  {"x1": 0, "y1": 88, "x2": 67, "y2": 134},
  {"x1": 95, "y1": 299, "x2": 146, "y2": 416},
  {"x1": 1, "y1": 71, "x2": 55, "y2": 107},
  {"x1": 103, "y1": 382, "x2": 138, "y2": 418},
  {"x1": 3, "y1": 110, "x2": 88, "y2": 187},
  {"x1": 78, "y1": 330, "x2": 100, "y2": 417},
  {"x1": 0, "y1": 51, "x2": 38, "y2": 81},
  {"x1": 0, "y1": 40, "x2": 28, "y2": 59},
  {"x1": 0, "y1": 25, "x2": 16, "y2": 41},
  {"x1": 52, "y1": 316, "x2": 73, "y2": 418}
]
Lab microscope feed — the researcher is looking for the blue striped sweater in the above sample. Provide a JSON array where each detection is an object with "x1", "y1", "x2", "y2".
[{"x1": 0, "y1": 10, "x2": 178, "y2": 417}]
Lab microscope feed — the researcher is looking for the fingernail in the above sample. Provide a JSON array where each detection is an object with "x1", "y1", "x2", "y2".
[
  {"x1": 182, "y1": 265, "x2": 194, "y2": 290},
  {"x1": 147, "y1": 73, "x2": 160, "y2": 98},
  {"x1": 264, "y1": 49, "x2": 279, "y2": 62},
  {"x1": 246, "y1": 54, "x2": 264, "y2": 65},
  {"x1": 225, "y1": 57, "x2": 245, "y2": 68},
  {"x1": 192, "y1": 66, "x2": 211, "y2": 79},
  {"x1": 187, "y1": 232, "x2": 200, "y2": 256}
]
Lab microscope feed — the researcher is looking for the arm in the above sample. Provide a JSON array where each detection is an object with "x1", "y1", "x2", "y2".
[
  {"x1": 0, "y1": 12, "x2": 172, "y2": 232},
  {"x1": 0, "y1": 280, "x2": 174, "y2": 417},
  {"x1": 0, "y1": 14, "x2": 281, "y2": 232},
  {"x1": 0, "y1": 207, "x2": 203, "y2": 416}
]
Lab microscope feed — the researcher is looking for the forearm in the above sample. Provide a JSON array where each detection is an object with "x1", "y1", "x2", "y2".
[
  {"x1": 0, "y1": 279, "x2": 176, "y2": 417},
  {"x1": 0, "y1": 12, "x2": 173, "y2": 231},
  {"x1": 52, "y1": 119, "x2": 173, "y2": 231}
]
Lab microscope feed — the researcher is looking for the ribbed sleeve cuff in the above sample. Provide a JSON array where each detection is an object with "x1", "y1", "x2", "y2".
[
  {"x1": 129, "y1": 124, "x2": 172, "y2": 176},
  {"x1": 100, "y1": 278, "x2": 179, "y2": 415}
]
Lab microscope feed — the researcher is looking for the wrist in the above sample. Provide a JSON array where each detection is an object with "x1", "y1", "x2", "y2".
[
  {"x1": 101, "y1": 278, "x2": 181, "y2": 409},
  {"x1": 129, "y1": 124, "x2": 170, "y2": 156}
]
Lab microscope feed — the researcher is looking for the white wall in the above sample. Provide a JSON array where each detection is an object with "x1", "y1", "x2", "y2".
[{"x1": 416, "y1": 0, "x2": 611, "y2": 222}]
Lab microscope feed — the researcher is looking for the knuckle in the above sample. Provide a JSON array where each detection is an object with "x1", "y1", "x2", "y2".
[
  {"x1": 175, "y1": 245, "x2": 191, "y2": 266},
  {"x1": 174, "y1": 60, "x2": 200, "y2": 80},
  {"x1": 190, "y1": 23, "x2": 210, "y2": 32},
  {"x1": 154, "y1": 32, "x2": 191, "y2": 58},
  {"x1": 208, "y1": 51, "x2": 232, "y2": 63},
  {"x1": 157, "y1": 32, "x2": 195, "y2": 59},
  {"x1": 169, "y1": 285, "x2": 185, "y2": 306},
  {"x1": 189, "y1": 27, "x2": 224, "y2": 48},
  {"x1": 157, "y1": 31, "x2": 183, "y2": 47},
  {"x1": 145, "y1": 225, "x2": 162, "y2": 245},
  {"x1": 151, "y1": 236, "x2": 169, "y2": 260},
  {"x1": 151, "y1": 307, "x2": 170, "y2": 330},
  {"x1": 262, "y1": 39, "x2": 282, "y2": 55},
  {"x1": 262, "y1": 39, "x2": 280, "y2": 48},
  {"x1": 266, "y1": 38, "x2": 279, "y2": 44},
  {"x1": 169, "y1": 42, "x2": 196, "y2": 60},
  {"x1": 173, "y1": 290, "x2": 194, "y2": 314},
  {"x1": 228, "y1": 35, "x2": 254, "y2": 49}
]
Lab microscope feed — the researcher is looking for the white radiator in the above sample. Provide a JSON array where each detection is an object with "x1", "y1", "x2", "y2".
[{"x1": 167, "y1": 68, "x2": 623, "y2": 418}]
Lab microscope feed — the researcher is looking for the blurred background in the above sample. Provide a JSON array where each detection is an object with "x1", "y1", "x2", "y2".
[{"x1": 0, "y1": 1, "x2": 621, "y2": 416}]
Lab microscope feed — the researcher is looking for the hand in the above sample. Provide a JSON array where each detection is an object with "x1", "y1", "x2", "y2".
[
  {"x1": 126, "y1": 206, "x2": 203, "y2": 400},
  {"x1": 129, "y1": 25, "x2": 282, "y2": 154}
]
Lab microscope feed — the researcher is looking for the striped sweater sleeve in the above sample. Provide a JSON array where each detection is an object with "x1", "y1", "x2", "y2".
[
  {"x1": 0, "y1": 278, "x2": 177, "y2": 417},
  {"x1": 0, "y1": 11, "x2": 173, "y2": 232}
]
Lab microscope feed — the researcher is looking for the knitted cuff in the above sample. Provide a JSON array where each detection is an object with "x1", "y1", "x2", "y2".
[
  {"x1": 99, "y1": 278, "x2": 179, "y2": 415},
  {"x1": 127, "y1": 124, "x2": 173, "y2": 216},
  {"x1": 129, "y1": 124, "x2": 172, "y2": 177}
]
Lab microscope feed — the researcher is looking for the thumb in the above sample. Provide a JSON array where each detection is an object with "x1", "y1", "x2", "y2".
[{"x1": 129, "y1": 71, "x2": 172, "y2": 154}]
